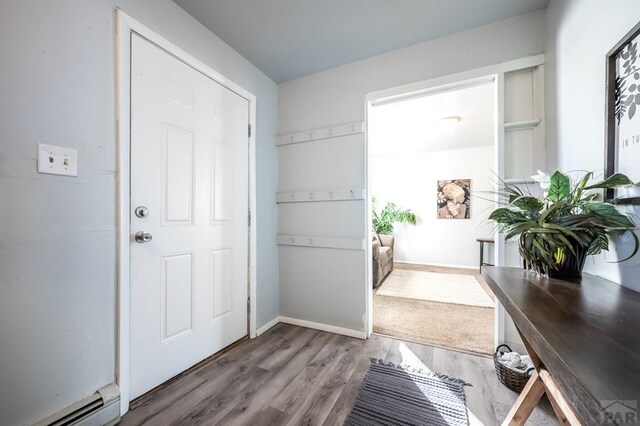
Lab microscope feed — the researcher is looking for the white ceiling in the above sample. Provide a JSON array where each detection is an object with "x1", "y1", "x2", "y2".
[
  {"x1": 174, "y1": 0, "x2": 549, "y2": 83},
  {"x1": 369, "y1": 81, "x2": 495, "y2": 157}
]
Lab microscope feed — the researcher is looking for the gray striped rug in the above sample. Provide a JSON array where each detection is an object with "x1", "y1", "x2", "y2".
[{"x1": 345, "y1": 359, "x2": 469, "y2": 426}]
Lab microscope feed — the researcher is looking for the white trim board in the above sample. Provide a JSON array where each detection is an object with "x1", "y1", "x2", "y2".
[
  {"x1": 276, "y1": 122, "x2": 365, "y2": 146},
  {"x1": 366, "y1": 54, "x2": 544, "y2": 104},
  {"x1": 116, "y1": 9, "x2": 258, "y2": 416},
  {"x1": 277, "y1": 235, "x2": 366, "y2": 250},
  {"x1": 279, "y1": 317, "x2": 366, "y2": 339},
  {"x1": 256, "y1": 317, "x2": 281, "y2": 336},
  {"x1": 276, "y1": 188, "x2": 365, "y2": 203},
  {"x1": 394, "y1": 261, "x2": 478, "y2": 270},
  {"x1": 504, "y1": 119, "x2": 541, "y2": 132}
]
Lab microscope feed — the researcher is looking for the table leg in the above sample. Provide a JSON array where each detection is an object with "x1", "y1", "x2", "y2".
[
  {"x1": 539, "y1": 369, "x2": 583, "y2": 426},
  {"x1": 546, "y1": 383, "x2": 571, "y2": 425},
  {"x1": 479, "y1": 241, "x2": 484, "y2": 274},
  {"x1": 501, "y1": 326, "x2": 583, "y2": 426},
  {"x1": 502, "y1": 371, "x2": 546, "y2": 426}
]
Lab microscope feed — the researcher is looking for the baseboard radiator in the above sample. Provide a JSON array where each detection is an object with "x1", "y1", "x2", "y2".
[{"x1": 35, "y1": 384, "x2": 120, "y2": 426}]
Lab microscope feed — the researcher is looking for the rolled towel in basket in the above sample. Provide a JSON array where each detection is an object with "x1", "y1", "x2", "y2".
[{"x1": 498, "y1": 352, "x2": 526, "y2": 369}]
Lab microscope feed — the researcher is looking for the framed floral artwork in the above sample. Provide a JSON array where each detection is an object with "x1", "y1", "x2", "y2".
[
  {"x1": 437, "y1": 179, "x2": 470, "y2": 219},
  {"x1": 605, "y1": 21, "x2": 640, "y2": 202}
]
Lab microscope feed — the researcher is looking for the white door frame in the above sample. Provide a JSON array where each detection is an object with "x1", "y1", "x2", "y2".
[
  {"x1": 363, "y1": 54, "x2": 544, "y2": 341},
  {"x1": 115, "y1": 9, "x2": 257, "y2": 416}
]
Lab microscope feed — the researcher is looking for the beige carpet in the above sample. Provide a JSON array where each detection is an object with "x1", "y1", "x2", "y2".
[
  {"x1": 373, "y1": 295, "x2": 494, "y2": 355},
  {"x1": 376, "y1": 269, "x2": 494, "y2": 308}
]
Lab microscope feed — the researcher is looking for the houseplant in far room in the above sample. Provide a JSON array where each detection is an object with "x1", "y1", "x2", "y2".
[
  {"x1": 372, "y1": 197, "x2": 417, "y2": 235},
  {"x1": 489, "y1": 170, "x2": 639, "y2": 278},
  {"x1": 371, "y1": 198, "x2": 417, "y2": 287}
]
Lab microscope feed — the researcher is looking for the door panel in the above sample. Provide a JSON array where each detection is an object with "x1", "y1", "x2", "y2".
[
  {"x1": 211, "y1": 248, "x2": 233, "y2": 319},
  {"x1": 130, "y1": 35, "x2": 249, "y2": 399},
  {"x1": 161, "y1": 252, "x2": 193, "y2": 342},
  {"x1": 162, "y1": 125, "x2": 194, "y2": 224},
  {"x1": 212, "y1": 142, "x2": 234, "y2": 222}
]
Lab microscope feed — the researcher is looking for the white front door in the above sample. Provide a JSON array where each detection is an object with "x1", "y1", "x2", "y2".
[{"x1": 129, "y1": 34, "x2": 249, "y2": 399}]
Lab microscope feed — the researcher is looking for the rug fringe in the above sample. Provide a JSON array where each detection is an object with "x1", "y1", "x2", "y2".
[{"x1": 369, "y1": 358, "x2": 472, "y2": 386}]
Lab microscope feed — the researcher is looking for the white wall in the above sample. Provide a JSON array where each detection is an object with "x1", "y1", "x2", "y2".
[
  {"x1": 0, "y1": 1, "x2": 278, "y2": 425},
  {"x1": 372, "y1": 146, "x2": 495, "y2": 268},
  {"x1": 369, "y1": 82, "x2": 496, "y2": 268},
  {"x1": 277, "y1": 11, "x2": 546, "y2": 332},
  {"x1": 546, "y1": 0, "x2": 640, "y2": 291}
]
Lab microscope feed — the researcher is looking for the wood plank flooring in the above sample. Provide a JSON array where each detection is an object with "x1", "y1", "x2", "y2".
[{"x1": 119, "y1": 324, "x2": 558, "y2": 426}]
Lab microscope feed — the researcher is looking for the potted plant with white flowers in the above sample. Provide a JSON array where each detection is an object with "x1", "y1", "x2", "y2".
[{"x1": 489, "y1": 170, "x2": 639, "y2": 278}]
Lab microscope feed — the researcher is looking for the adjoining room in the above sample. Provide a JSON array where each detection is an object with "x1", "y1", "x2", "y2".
[{"x1": 368, "y1": 81, "x2": 497, "y2": 355}]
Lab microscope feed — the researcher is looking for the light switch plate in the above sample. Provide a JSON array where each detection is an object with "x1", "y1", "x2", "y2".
[{"x1": 37, "y1": 143, "x2": 78, "y2": 176}]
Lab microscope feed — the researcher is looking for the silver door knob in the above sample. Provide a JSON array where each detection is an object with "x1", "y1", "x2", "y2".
[
  {"x1": 135, "y1": 231, "x2": 153, "y2": 243},
  {"x1": 135, "y1": 206, "x2": 149, "y2": 218}
]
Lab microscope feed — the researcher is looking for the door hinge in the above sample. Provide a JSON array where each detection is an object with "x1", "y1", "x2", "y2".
[
  {"x1": 248, "y1": 123, "x2": 252, "y2": 138},
  {"x1": 247, "y1": 298, "x2": 251, "y2": 314}
]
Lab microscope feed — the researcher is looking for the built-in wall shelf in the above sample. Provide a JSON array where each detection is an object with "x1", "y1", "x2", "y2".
[
  {"x1": 611, "y1": 196, "x2": 640, "y2": 206},
  {"x1": 503, "y1": 178, "x2": 536, "y2": 184},
  {"x1": 504, "y1": 119, "x2": 541, "y2": 132},
  {"x1": 277, "y1": 188, "x2": 365, "y2": 203},
  {"x1": 276, "y1": 122, "x2": 365, "y2": 146},
  {"x1": 277, "y1": 235, "x2": 366, "y2": 250}
]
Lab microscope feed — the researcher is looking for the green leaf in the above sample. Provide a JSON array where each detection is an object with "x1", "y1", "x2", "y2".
[
  {"x1": 511, "y1": 196, "x2": 544, "y2": 216},
  {"x1": 547, "y1": 171, "x2": 571, "y2": 202},
  {"x1": 584, "y1": 173, "x2": 634, "y2": 189},
  {"x1": 532, "y1": 237, "x2": 554, "y2": 267},
  {"x1": 582, "y1": 203, "x2": 636, "y2": 228},
  {"x1": 576, "y1": 172, "x2": 594, "y2": 191},
  {"x1": 538, "y1": 201, "x2": 562, "y2": 223},
  {"x1": 489, "y1": 208, "x2": 527, "y2": 224},
  {"x1": 539, "y1": 223, "x2": 585, "y2": 245},
  {"x1": 504, "y1": 222, "x2": 536, "y2": 240},
  {"x1": 617, "y1": 230, "x2": 640, "y2": 262},
  {"x1": 522, "y1": 233, "x2": 535, "y2": 252},
  {"x1": 572, "y1": 171, "x2": 593, "y2": 203},
  {"x1": 587, "y1": 231, "x2": 609, "y2": 255},
  {"x1": 503, "y1": 183, "x2": 524, "y2": 200},
  {"x1": 555, "y1": 233, "x2": 578, "y2": 255}
]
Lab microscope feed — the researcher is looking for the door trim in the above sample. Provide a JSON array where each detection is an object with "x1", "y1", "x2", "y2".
[{"x1": 115, "y1": 9, "x2": 257, "y2": 416}]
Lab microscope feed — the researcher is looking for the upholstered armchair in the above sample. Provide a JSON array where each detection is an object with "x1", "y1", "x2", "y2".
[{"x1": 372, "y1": 234, "x2": 394, "y2": 287}]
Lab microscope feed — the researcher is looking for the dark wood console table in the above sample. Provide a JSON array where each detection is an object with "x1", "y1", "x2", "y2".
[{"x1": 482, "y1": 266, "x2": 640, "y2": 425}]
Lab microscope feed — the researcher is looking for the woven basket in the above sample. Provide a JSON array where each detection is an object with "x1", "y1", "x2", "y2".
[{"x1": 493, "y1": 344, "x2": 534, "y2": 393}]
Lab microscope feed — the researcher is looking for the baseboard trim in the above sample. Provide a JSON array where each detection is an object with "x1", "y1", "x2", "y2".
[
  {"x1": 256, "y1": 316, "x2": 281, "y2": 336},
  {"x1": 395, "y1": 261, "x2": 477, "y2": 270},
  {"x1": 278, "y1": 316, "x2": 366, "y2": 340}
]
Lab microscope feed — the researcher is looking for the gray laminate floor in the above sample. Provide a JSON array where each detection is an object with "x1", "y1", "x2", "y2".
[{"x1": 119, "y1": 324, "x2": 558, "y2": 425}]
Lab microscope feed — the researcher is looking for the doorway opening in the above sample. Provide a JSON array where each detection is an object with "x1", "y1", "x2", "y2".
[{"x1": 367, "y1": 80, "x2": 497, "y2": 355}]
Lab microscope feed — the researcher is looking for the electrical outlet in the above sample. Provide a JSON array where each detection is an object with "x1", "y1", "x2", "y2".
[{"x1": 37, "y1": 143, "x2": 78, "y2": 176}]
